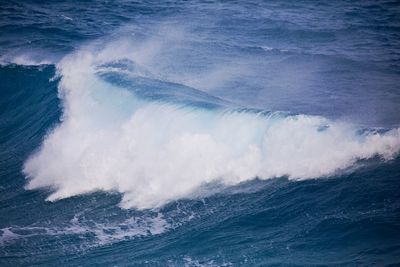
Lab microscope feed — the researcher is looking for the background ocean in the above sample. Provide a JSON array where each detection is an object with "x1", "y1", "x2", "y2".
[{"x1": 1, "y1": 0, "x2": 400, "y2": 266}]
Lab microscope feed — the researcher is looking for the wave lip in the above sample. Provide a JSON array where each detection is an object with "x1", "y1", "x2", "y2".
[{"x1": 23, "y1": 37, "x2": 400, "y2": 210}]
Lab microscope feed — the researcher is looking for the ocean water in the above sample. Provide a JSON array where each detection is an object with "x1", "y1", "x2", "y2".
[{"x1": 1, "y1": 0, "x2": 400, "y2": 266}]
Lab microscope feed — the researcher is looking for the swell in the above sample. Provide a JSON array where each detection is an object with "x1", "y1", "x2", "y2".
[
  {"x1": 0, "y1": 64, "x2": 60, "y2": 189},
  {"x1": 18, "y1": 36, "x2": 400, "y2": 210}
]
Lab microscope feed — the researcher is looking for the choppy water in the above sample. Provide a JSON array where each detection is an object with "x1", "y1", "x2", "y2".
[{"x1": 1, "y1": 1, "x2": 400, "y2": 266}]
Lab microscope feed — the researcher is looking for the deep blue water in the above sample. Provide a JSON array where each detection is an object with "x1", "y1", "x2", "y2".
[{"x1": 1, "y1": 1, "x2": 400, "y2": 266}]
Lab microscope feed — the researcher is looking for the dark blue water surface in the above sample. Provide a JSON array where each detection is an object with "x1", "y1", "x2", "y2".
[{"x1": 1, "y1": 1, "x2": 400, "y2": 266}]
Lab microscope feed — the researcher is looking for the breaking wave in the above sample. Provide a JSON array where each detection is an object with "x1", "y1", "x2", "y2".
[{"x1": 23, "y1": 35, "x2": 400, "y2": 209}]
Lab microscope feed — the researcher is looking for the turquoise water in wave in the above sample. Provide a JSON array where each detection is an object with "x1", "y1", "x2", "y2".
[{"x1": 1, "y1": 1, "x2": 400, "y2": 266}]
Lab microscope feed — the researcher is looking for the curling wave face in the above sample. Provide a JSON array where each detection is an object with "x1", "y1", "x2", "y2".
[{"x1": 23, "y1": 35, "x2": 400, "y2": 210}]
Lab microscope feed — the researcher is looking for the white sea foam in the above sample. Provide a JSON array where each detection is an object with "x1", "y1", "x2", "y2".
[
  {"x1": 23, "y1": 32, "x2": 400, "y2": 210},
  {"x1": 0, "y1": 213, "x2": 169, "y2": 248},
  {"x1": 0, "y1": 54, "x2": 54, "y2": 66},
  {"x1": 0, "y1": 228, "x2": 21, "y2": 246}
]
